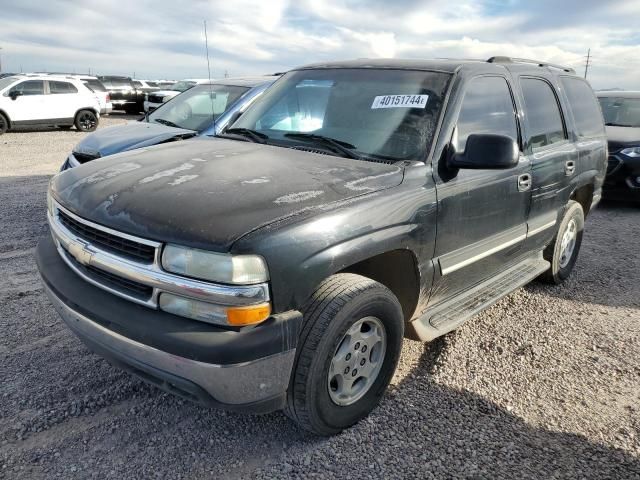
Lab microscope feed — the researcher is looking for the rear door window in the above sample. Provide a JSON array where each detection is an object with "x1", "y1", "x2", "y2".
[
  {"x1": 520, "y1": 78, "x2": 566, "y2": 150},
  {"x1": 455, "y1": 76, "x2": 519, "y2": 153},
  {"x1": 49, "y1": 81, "x2": 78, "y2": 94},
  {"x1": 560, "y1": 77, "x2": 604, "y2": 138},
  {"x1": 9, "y1": 80, "x2": 45, "y2": 96}
]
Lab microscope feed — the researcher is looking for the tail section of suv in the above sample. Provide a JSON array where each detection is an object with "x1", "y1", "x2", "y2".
[
  {"x1": 37, "y1": 57, "x2": 606, "y2": 435},
  {"x1": 0, "y1": 75, "x2": 101, "y2": 134},
  {"x1": 98, "y1": 76, "x2": 145, "y2": 114}
]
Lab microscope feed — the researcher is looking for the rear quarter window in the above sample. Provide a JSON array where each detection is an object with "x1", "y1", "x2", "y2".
[
  {"x1": 560, "y1": 77, "x2": 605, "y2": 138},
  {"x1": 83, "y1": 80, "x2": 106, "y2": 92}
]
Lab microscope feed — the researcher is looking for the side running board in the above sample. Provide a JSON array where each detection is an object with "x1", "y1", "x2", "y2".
[{"x1": 411, "y1": 254, "x2": 550, "y2": 342}]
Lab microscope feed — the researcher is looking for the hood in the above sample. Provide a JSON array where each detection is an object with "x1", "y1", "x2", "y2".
[
  {"x1": 605, "y1": 125, "x2": 640, "y2": 152},
  {"x1": 73, "y1": 122, "x2": 197, "y2": 158},
  {"x1": 52, "y1": 138, "x2": 404, "y2": 251}
]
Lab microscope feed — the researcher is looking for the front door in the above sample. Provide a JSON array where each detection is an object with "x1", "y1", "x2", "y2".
[
  {"x1": 430, "y1": 75, "x2": 531, "y2": 306},
  {"x1": 5, "y1": 80, "x2": 47, "y2": 122}
]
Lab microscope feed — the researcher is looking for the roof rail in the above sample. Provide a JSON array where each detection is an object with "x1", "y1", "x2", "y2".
[{"x1": 487, "y1": 56, "x2": 576, "y2": 74}]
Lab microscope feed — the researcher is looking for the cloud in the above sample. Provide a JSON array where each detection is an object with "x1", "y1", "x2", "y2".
[{"x1": 0, "y1": 0, "x2": 638, "y2": 89}]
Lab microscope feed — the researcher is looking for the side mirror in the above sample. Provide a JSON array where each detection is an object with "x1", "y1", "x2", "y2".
[
  {"x1": 449, "y1": 134, "x2": 519, "y2": 170},
  {"x1": 9, "y1": 91, "x2": 23, "y2": 101}
]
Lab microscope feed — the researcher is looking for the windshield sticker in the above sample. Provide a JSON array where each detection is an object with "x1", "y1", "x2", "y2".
[{"x1": 371, "y1": 94, "x2": 429, "y2": 109}]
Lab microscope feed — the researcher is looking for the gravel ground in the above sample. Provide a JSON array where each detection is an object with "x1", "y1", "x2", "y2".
[{"x1": 1, "y1": 116, "x2": 639, "y2": 479}]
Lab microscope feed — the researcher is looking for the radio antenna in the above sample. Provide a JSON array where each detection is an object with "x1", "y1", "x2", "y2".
[{"x1": 203, "y1": 20, "x2": 216, "y2": 134}]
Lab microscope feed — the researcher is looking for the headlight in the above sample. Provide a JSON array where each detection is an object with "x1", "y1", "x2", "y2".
[
  {"x1": 621, "y1": 147, "x2": 640, "y2": 158},
  {"x1": 161, "y1": 244, "x2": 269, "y2": 285},
  {"x1": 159, "y1": 293, "x2": 271, "y2": 326}
]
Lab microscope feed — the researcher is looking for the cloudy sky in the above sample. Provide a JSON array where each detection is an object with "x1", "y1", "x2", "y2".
[{"x1": 1, "y1": 0, "x2": 639, "y2": 89}]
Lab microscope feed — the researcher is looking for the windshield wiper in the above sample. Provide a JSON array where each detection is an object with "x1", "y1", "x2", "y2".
[
  {"x1": 219, "y1": 128, "x2": 268, "y2": 144},
  {"x1": 284, "y1": 133, "x2": 361, "y2": 160},
  {"x1": 154, "y1": 118, "x2": 183, "y2": 129}
]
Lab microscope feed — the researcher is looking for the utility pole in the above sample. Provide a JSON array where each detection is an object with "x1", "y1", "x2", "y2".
[
  {"x1": 584, "y1": 48, "x2": 591, "y2": 79},
  {"x1": 0, "y1": 47, "x2": 3, "y2": 73}
]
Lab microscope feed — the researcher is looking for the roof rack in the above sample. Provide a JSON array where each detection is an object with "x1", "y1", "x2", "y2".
[{"x1": 487, "y1": 56, "x2": 576, "y2": 74}]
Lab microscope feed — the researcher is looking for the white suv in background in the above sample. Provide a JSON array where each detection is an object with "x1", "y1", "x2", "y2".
[
  {"x1": 143, "y1": 79, "x2": 210, "y2": 112},
  {"x1": 0, "y1": 75, "x2": 102, "y2": 134}
]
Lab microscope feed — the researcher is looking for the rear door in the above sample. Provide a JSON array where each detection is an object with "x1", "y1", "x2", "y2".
[
  {"x1": 5, "y1": 80, "x2": 46, "y2": 121},
  {"x1": 46, "y1": 80, "x2": 80, "y2": 119},
  {"x1": 516, "y1": 76, "x2": 577, "y2": 252},
  {"x1": 430, "y1": 75, "x2": 532, "y2": 306}
]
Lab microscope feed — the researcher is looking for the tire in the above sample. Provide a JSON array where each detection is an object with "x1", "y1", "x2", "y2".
[
  {"x1": 285, "y1": 273, "x2": 404, "y2": 436},
  {"x1": 74, "y1": 110, "x2": 98, "y2": 132},
  {"x1": 541, "y1": 200, "x2": 584, "y2": 284},
  {"x1": 0, "y1": 113, "x2": 8, "y2": 135}
]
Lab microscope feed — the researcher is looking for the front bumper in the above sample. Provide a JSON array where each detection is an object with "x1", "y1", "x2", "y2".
[{"x1": 36, "y1": 235, "x2": 301, "y2": 413}]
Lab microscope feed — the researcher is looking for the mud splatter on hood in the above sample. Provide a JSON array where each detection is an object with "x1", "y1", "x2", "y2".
[{"x1": 51, "y1": 138, "x2": 404, "y2": 251}]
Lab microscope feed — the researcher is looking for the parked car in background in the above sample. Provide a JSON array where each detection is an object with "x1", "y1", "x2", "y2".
[
  {"x1": 0, "y1": 74, "x2": 101, "y2": 134},
  {"x1": 0, "y1": 73, "x2": 17, "y2": 79},
  {"x1": 132, "y1": 79, "x2": 159, "y2": 90},
  {"x1": 98, "y1": 76, "x2": 145, "y2": 114},
  {"x1": 39, "y1": 57, "x2": 606, "y2": 435},
  {"x1": 597, "y1": 91, "x2": 640, "y2": 203},
  {"x1": 144, "y1": 79, "x2": 210, "y2": 112},
  {"x1": 62, "y1": 76, "x2": 278, "y2": 169}
]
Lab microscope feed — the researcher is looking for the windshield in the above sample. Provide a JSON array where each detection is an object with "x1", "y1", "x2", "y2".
[
  {"x1": 598, "y1": 96, "x2": 640, "y2": 128},
  {"x1": 0, "y1": 76, "x2": 19, "y2": 91},
  {"x1": 148, "y1": 84, "x2": 249, "y2": 132},
  {"x1": 232, "y1": 68, "x2": 450, "y2": 161},
  {"x1": 171, "y1": 81, "x2": 197, "y2": 92}
]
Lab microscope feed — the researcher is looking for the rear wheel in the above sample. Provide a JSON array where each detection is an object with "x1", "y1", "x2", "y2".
[
  {"x1": 0, "y1": 113, "x2": 8, "y2": 134},
  {"x1": 541, "y1": 200, "x2": 584, "y2": 284},
  {"x1": 285, "y1": 273, "x2": 404, "y2": 436},
  {"x1": 74, "y1": 110, "x2": 98, "y2": 132}
]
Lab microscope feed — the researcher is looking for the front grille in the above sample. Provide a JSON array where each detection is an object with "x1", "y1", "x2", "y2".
[
  {"x1": 73, "y1": 151, "x2": 101, "y2": 164},
  {"x1": 61, "y1": 247, "x2": 153, "y2": 300},
  {"x1": 58, "y1": 210, "x2": 156, "y2": 263},
  {"x1": 148, "y1": 94, "x2": 164, "y2": 103}
]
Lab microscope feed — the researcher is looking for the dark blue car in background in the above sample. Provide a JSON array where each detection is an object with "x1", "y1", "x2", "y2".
[{"x1": 62, "y1": 76, "x2": 279, "y2": 170}]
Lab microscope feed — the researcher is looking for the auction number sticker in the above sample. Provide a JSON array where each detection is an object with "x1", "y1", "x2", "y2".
[{"x1": 371, "y1": 94, "x2": 429, "y2": 109}]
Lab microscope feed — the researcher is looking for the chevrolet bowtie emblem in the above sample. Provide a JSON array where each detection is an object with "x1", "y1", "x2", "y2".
[{"x1": 68, "y1": 241, "x2": 94, "y2": 266}]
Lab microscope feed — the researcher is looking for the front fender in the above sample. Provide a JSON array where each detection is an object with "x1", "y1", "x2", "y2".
[{"x1": 232, "y1": 173, "x2": 438, "y2": 314}]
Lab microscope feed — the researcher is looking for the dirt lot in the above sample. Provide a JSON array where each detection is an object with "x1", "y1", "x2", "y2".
[{"x1": 1, "y1": 115, "x2": 639, "y2": 479}]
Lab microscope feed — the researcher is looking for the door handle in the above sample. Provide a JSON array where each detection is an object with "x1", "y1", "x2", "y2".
[
  {"x1": 518, "y1": 173, "x2": 532, "y2": 192},
  {"x1": 565, "y1": 160, "x2": 576, "y2": 176}
]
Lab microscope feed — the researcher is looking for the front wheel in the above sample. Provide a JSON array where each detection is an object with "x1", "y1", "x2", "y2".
[
  {"x1": 0, "y1": 113, "x2": 8, "y2": 135},
  {"x1": 285, "y1": 273, "x2": 404, "y2": 436},
  {"x1": 541, "y1": 200, "x2": 584, "y2": 284},
  {"x1": 74, "y1": 110, "x2": 98, "y2": 132}
]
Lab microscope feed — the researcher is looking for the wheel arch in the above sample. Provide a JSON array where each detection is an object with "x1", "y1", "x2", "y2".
[
  {"x1": 284, "y1": 224, "x2": 425, "y2": 324},
  {"x1": 74, "y1": 106, "x2": 99, "y2": 119},
  {"x1": 0, "y1": 109, "x2": 11, "y2": 128},
  {"x1": 569, "y1": 181, "x2": 595, "y2": 217}
]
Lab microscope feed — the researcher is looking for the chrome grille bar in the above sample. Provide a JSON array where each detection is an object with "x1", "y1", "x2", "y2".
[{"x1": 48, "y1": 201, "x2": 270, "y2": 309}]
